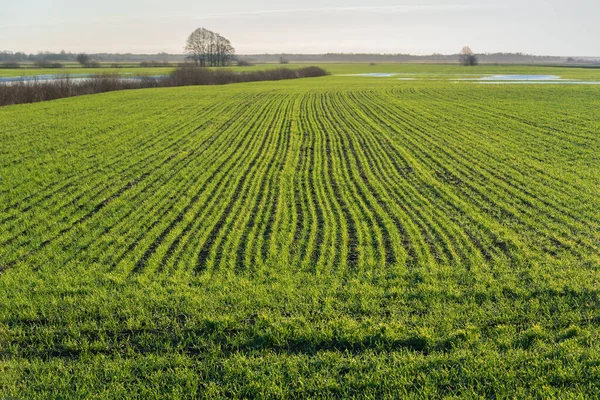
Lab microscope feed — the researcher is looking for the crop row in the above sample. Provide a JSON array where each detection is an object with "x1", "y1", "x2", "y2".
[{"x1": 1, "y1": 83, "x2": 599, "y2": 277}]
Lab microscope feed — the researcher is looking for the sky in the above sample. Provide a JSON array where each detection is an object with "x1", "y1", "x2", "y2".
[{"x1": 1, "y1": 0, "x2": 598, "y2": 56}]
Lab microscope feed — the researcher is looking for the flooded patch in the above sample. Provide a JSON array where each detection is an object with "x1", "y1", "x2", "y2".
[
  {"x1": 0, "y1": 74, "x2": 167, "y2": 85},
  {"x1": 338, "y1": 73, "x2": 600, "y2": 85},
  {"x1": 479, "y1": 80, "x2": 600, "y2": 85},
  {"x1": 479, "y1": 74, "x2": 561, "y2": 81},
  {"x1": 474, "y1": 75, "x2": 600, "y2": 85},
  {"x1": 342, "y1": 73, "x2": 398, "y2": 77},
  {"x1": 0, "y1": 74, "x2": 91, "y2": 83}
]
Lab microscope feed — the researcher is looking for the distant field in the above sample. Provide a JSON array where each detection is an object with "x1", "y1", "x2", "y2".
[
  {"x1": 1, "y1": 66, "x2": 599, "y2": 398},
  {"x1": 3, "y1": 62, "x2": 600, "y2": 79},
  {"x1": 0, "y1": 66, "x2": 172, "y2": 77},
  {"x1": 0, "y1": 63, "x2": 311, "y2": 78},
  {"x1": 328, "y1": 63, "x2": 600, "y2": 79}
]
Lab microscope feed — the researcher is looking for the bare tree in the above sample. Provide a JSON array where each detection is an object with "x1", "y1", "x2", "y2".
[
  {"x1": 185, "y1": 28, "x2": 208, "y2": 66},
  {"x1": 185, "y1": 28, "x2": 236, "y2": 67},
  {"x1": 459, "y1": 46, "x2": 478, "y2": 66},
  {"x1": 215, "y1": 33, "x2": 235, "y2": 66}
]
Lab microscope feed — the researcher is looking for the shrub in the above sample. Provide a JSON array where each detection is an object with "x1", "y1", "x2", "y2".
[
  {"x1": 167, "y1": 66, "x2": 328, "y2": 86},
  {"x1": 32, "y1": 61, "x2": 65, "y2": 68},
  {"x1": 84, "y1": 61, "x2": 102, "y2": 68},
  {"x1": 139, "y1": 61, "x2": 171, "y2": 68},
  {"x1": 0, "y1": 66, "x2": 329, "y2": 107},
  {"x1": 76, "y1": 53, "x2": 90, "y2": 65},
  {"x1": 1, "y1": 62, "x2": 20, "y2": 69}
]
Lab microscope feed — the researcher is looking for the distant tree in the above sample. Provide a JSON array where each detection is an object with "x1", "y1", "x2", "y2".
[
  {"x1": 237, "y1": 59, "x2": 253, "y2": 67},
  {"x1": 215, "y1": 33, "x2": 235, "y2": 66},
  {"x1": 459, "y1": 46, "x2": 478, "y2": 66},
  {"x1": 279, "y1": 56, "x2": 289, "y2": 64},
  {"x1": 185, "y1": 28, "x2": 208, "y2": 66},
  {"x1": 85, "y1": 61, "x2": 101, "y2": 68},
  {"x1": 185, "y1": 28, "x2": 235, "y2": 67},
  {"x1": 76, "y1": 53, "x2": 90, "y2": 66}
]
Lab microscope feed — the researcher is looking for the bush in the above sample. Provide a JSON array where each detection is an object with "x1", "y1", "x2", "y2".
[
  {"x1": 1, "y1": 62, "x2": 20, "y2": 69},
  {"x1": 76, "y1": 53, "x2": 90, "y2": 65},
  {"x1": 84, "y1": 61, "x2": 102, "y2": 68},
  {"x1": 139, "y1": 61, "x2": 171, "y2": 68},
  {"x1": 167, "y1": 66, "x2": 328, "y2": 86},
  {"x1": 0, "y1": 66, "x2": 329, "y2": 107},
  {"x1": 237, "y1": 60, "x2": 254, "y2": 67},
  {"x1": 460, "y1": 54, "x2": 478, "y2": 66},
  {"x1": 33, "y1": 61, "x2": 64, "y2": 68}
]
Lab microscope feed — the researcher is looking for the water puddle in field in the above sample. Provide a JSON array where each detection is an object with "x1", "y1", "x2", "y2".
[
  {"x1": 473, "y1": 75, "x2": 600, "y2": 84},
  {"x1": 480, "y1": 74, "x2": 560, "y2": 81},
  {"x1": 479, "y1": 80, "x2": 600, "y2": 85},
  {"x1": 338, "y1": 73, "x2": 600, "y2": 85},
  {"x1": 0, "y1": 74, "x2": 91, "y2": 83},
  {"x1": 0, "y1": 74, "x2": 167, "y2": 85}
]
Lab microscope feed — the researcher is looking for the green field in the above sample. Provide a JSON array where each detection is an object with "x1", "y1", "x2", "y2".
[
  {"x1": 0, "y1": 67, "x2": 174, "y2": 78},
  {"x1": 2, "y1": 62, "x2": 600, "y2": 80},
  {"x1": 1, "y1": 66, "x2": 600, "y2": 398},
  {"x1": 0, "y1": 63, "x2": 308, "y2": 78}
]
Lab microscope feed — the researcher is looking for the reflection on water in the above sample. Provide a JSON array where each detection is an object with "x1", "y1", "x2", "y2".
[
  {"x1": 4, "y1": 73, "x2": 600, "y2": 86},
  {"x1": 0, "y1": 74, "x2": 94, "y2": 83},
  {"x1": 479, "y1": 81, "x2": 600, "y2": 85},
  {"x1": 479, "y1": 75, "x2": 561, "y2": 81},
  {"x1": 0, "y1": 74, "x2": 165, "y2": 85},
  {"x1": 339, "y1": 73, "x2": 600, "y2": 85}
]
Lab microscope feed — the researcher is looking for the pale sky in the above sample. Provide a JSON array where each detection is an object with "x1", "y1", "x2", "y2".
[{"x1": 1, "y1": 0, "x2": 598, "y2": 56}]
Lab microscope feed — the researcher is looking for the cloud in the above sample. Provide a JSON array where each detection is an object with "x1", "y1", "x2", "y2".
[
  {"x1": 181, "y1": 4, "x2": 497, "y2": 19},
  {"x1": 216, "y1": 5, "x2": 463, "y2": 14},
  {"x1": 0, "y1": 4, "x2": 496, "y2": 28}
]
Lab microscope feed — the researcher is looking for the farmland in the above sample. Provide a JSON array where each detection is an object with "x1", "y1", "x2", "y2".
[
  {"x1": 1, "y1": 66, "x2": 600, "y2": 398},
  {"x1": 2, "y1": 62, "x2": 600, "y2": 80}
]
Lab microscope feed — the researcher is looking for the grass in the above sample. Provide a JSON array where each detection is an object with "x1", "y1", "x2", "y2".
[
  {"x1": 324, "y1": 63, "x2": 600, "y2": 79},
  {"x1": 0, "y1": 66, "x2": 328, "y2": 107},
  {"x1": 0, "y1": 66, "x2": 174, "y2": 77},
  {"x1": 0, "y1": 64, "x2": 303, "y2": 78},
  {"x1": 1, "y1": 66, "x2": 599, "y2": 398},
  {"x1": 3, "y1": 62, "x2": 600, "y2": 79}
]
